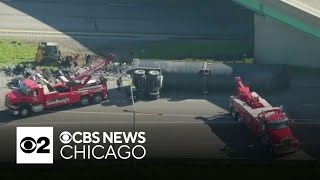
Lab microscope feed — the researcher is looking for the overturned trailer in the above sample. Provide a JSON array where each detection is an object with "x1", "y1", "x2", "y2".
[
  {"x1": 131, "y1": 59, "x2": 289, "y2": 93},
  {"x1": 127, "y1": 67, "x2": 163, "y2": 99}
]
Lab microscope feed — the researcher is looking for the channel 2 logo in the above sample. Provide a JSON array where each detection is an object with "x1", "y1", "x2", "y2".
[{"x1": 16, "y1": 127, "x2": 53, "y2": 164}]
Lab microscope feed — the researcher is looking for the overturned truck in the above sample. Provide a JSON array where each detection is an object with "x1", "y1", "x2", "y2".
[
  {"x1": 130, "y1": 59, "x2": 289, "y2": 96},
  {"x1": 128, "y1": 68, "x2": 163, "y2": 100}
]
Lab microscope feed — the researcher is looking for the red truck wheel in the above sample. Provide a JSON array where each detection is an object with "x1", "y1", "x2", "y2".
[
  {"x1": 92, "y1": 93, "x2": 102, "y2": 104},
  {"x1": 19, "y1": 107, "x2": 29, "y2": 117},
  {"x1": 80, "y1": 96, "x2": 90, "y2": 106}
]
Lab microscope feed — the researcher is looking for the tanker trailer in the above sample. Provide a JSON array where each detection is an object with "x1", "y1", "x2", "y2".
[
  {"x1": 129, "y1": 68, "x2": 163, "y2": 99},
  {"x1": 132, "y1": 59, "x2": 289, "y2": 93}
]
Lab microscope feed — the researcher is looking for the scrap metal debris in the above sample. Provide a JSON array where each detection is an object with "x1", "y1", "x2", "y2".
[{"x1": 0, "y1": 58, "x2": 132, "y2": 90}]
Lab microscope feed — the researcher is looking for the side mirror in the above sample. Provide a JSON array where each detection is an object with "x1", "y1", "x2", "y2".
[{"x1": 280, "y1": 105, "x2": 283, "y2": 110}]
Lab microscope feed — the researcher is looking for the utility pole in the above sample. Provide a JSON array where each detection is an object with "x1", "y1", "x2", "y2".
[
  {"x1": 130, "y1": 85, "x2": 136, "y2": 133},
  {"x1": 130, "y1": 85, "x2": 136, "y2": 168}
]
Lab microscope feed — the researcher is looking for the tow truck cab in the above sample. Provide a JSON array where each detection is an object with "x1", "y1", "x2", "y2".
[
  {"x1": 5, "y1": 79, "x2": 44, "y2": 115},
  {"x1": 258, "y1": 109, "x2": 299, "y2": 154},
  {"x1": 5, "y1": 76, "x2": 107, "y2": 117}
]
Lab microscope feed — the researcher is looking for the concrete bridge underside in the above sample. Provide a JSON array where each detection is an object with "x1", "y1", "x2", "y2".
[{"x1": 233, "y1": 0, "x2": 320, "y2": 67}]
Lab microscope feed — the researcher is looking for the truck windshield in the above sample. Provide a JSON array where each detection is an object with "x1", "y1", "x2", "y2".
[
  {"x1": 268, "y1": 120, "x2": 289, "y2": 130},
  {"x1": 18, "y1": 81, "x2": 30, "y2": 96}
]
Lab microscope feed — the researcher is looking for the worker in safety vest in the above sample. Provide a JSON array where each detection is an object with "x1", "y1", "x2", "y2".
[
  {"x1": 129, "y1": 83, "x2": 136, "y2": 100},
  {"x1": 130, "y1": 83, "x2": 136, "y2": 91}
]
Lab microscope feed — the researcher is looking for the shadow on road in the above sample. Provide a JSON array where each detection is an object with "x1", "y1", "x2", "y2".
[
  {"x1": 195, "y1": 113, "x2": 320, "y2": 160},
  {"x1": 293, "y1": 126, "x2": 320, "y2": 160},
  {"x1": 194, "y1": 115, "x2": 275, "y2": 159},
  {"x1": 2, "y1": 0, "x2": 253, "y2": 59},
  {"x1": 161, "y1": 91, "x2": 230, "y2": 109},
  {"x1": 101, "y1": 87, "x2": 131, "y2": 107},
  {"x1": 0, "y1": 110, "x2": 15, "y2": 124}
]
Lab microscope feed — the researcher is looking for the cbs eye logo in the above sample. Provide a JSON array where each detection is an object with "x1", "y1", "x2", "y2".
[
  {"x1": 59, "y1": 131, "x2": 72, "y2": 144},
  {"x1": 16, "y1": 127, "x2": 53, "y2": 164},
  {"x1": 20, "y1": 137, "x2": 50, "y2": 154}
]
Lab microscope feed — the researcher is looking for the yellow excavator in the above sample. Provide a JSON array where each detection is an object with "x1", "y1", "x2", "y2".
[{"x1": 36, "y1": 42, "x2": 61, "y2": 63}]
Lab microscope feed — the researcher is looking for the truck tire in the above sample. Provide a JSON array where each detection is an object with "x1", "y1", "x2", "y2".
[
  {"x1": 80, "y1": 96, "x2": 90, "y2": 106},
  {"x1": 134, "y1": 69, "x2": 145, "y2": 76},
  {"x1": 92, "y1": 93, "x2": 103, "y2": 104},
  {"x1": 19, "y1": 106, "x2": 29, "y2": 118}
]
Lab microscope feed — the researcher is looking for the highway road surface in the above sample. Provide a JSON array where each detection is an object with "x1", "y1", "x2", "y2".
[
  {"x1": 281, "y1": 0, "x2": 320, "y2": 18},
  {"x1": 0, "y1": 0, "x2": 319, "y2": 162},
  {"x1": 0, "y1": 83, "x2": 319, "y2": 162},
  {"x1": 0, "y1": 0, "x2": 253, "y2": 39}
]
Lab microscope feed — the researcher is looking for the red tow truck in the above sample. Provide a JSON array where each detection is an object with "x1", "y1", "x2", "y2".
[
  {"x1": 229, "y1": 77, "x2": 299, "y2": 154},
  {"x1": 5, "y1": 54, "x2": 115, "y2": 118}
]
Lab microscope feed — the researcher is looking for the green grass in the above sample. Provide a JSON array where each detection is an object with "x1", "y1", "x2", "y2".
[
  {"x1": 0, "y1": 40, "x2": 37, "y2": 67},
  {"x1": 131, "y1": 40, "x2": 253, "y2": 60}
]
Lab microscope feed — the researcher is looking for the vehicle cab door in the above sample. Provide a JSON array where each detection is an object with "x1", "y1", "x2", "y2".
[{"x1": 30, "y1": 89, "x2": 42, "y2": 104}]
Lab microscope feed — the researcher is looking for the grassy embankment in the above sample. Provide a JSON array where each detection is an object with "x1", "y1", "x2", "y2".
[
  {"x1": 2, "y1": 39, "x2": 320, "y2": 75},
  {"x1": 0, "y1": 40, "x2": 37, "y2": 67},
  {"x1": 0, "y1": 39, "x2": 254, "y2": 67}
]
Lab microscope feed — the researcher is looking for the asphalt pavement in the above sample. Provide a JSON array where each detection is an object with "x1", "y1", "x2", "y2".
[
  {"x1": 0, "y1": 0, "x2": 319, "y2": 162},
  {"x1": 0, "y1": 0, "x2": 252, "y2": 36},
  {"x1": 0, "y1": 82, "x2": 320, "y2": 162}
]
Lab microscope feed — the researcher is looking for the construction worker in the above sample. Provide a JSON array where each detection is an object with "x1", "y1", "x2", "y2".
[
  {"x1": 85, "y1": 54, "x2": 91, "y2": 66},
  {"x1": 129, "y1": 83, "x2": 136, "y2": 100},
  {"x1": 36, "y1": 46, "x2": 44, "y2": 63},
  {"x1": 65, "y1": 55, "x2": 72, "y2": 68},
  {"x1": 73, "y1": 54, "x2": 79, "y2": 67},
  {"x1": 130, "y1": 83, "x2": 136, "y2": 91},
  {"x1": 116, "y1": 77, "x2": 122, "y2": 91}
]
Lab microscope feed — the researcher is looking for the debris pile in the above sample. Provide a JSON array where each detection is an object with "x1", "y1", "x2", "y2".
[{"x1": 0, "y1": 59, "x2": 132, "y2": 90}]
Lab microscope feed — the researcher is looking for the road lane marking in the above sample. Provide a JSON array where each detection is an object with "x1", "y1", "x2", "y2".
[
  {"x1": 2, "y1": 121, "x2": 238, "y2": 125},
  {"x1": 1, "y1": 108, "x2": 318, "y2": 121},
  {"x1": 0, "y1": 29, "x2": 240, "y2": 39},
  {"x1": 45, "y1": 110, "x2": 230, "y2": 118},
  {"x1": 108, "y1": 3, "x2": 137, "y2": 7},
  {"x1": 46, "y1": 110, "x2": 320, "y2": 121},
  {"x1": 2, "y1": 121, "x2": 320, "y2": 125}
]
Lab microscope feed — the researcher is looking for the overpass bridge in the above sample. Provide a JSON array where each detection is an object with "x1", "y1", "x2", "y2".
[{"x1": 233, "y1": 0, "x2": 320, "y2": 67}]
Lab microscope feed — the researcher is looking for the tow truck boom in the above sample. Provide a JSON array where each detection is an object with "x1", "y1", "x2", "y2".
[
  {"x1": 58, "y1": 53, "x2": 115, "y2": 90},
  {"x1": 74, "y1": 53, "x2": 115, "y2": 81},
  {"x1": 235, "y1": 77, "x2": 264, "y2": 109}
]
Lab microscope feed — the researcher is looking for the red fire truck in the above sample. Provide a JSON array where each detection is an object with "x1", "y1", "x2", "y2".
[
  {"x1": 5, "y1": 54, "x2": 115, "y2": 118},
  {"x1": 229, "y1": 77, "x2": 299, "y2": 154}
]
